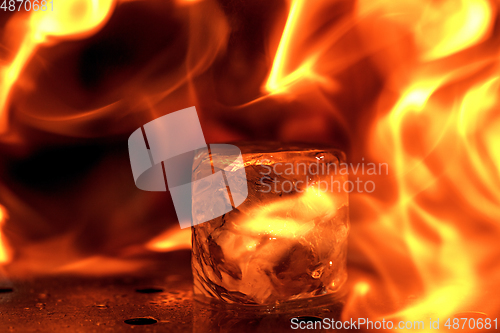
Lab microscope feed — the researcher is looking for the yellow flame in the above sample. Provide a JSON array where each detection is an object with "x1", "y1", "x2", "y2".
[
  {"x1": 0, "y1": 41, "x2": 33, "y2": 133},
  {"x1": 176, "y1": 0, "x2": 203, "y2": 4},
  {"x1": 265, "y1": 0, "x2": 307, "y2": 93},
  {"x1": 264, "y1": 0, "x2": 333, "y2": 94},
  {"x1": 372, "y1": 95, "x2": 475, "y2": 320},
  {"x1": 354, "y1": 281, "x2": 370, "y2": 296},
  {"x1": 356, "y1": 0, "x2": 494, "y2": 61},
  {"x1": 455, "y1": 77, "x2": 500, "y2": 217},
  {"x1": 392, "y1": 210, "x2": 475, "y2": 321},
  {"x1": 359, "y1": 65, "x2": 500, "y2": 325},
  {"x1": 389, "y1": 82, "x2": 441, "y2": 124},
  {"x1": 146, "y1": 227, "x2": 191, "y2": 252},
  {"x1": 30, "y1": 0, "x2": 115, "y2": 41},
  {"x1": 0, "y1": 205, "x2": 10, "y2": 264},
  {"x1": 358, "y1": 52, "x2": 500, "y2": 321},
  {"x1": 417, "y1": 0, "x2": 494, "y2": 61},
  {"x1": 0, "y1": 0, "x2": 115, "y2": 133}
]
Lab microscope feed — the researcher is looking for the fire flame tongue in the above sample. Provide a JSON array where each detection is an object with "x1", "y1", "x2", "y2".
[
  {"x1": 0, "y1": 206, "x2": 10, "y2": 265},
  {"x1": 0, "y1": 0, "x2": 115, "y2": 133},
  {"x1": 344, "y1": 0, "x2": 499, "y2": 326},
  {"x1": 265, "y1": 0, "x2": 347, "y2": 95},
  {"x1": 0, "y1": 0, "x2": 497, "y2": 323},
  {"x1": 356, "y1": 0, "x2": 494, "y2": 61},
  {"x1": 265, "y1": 0, "x2": 500, "y2": 326}
]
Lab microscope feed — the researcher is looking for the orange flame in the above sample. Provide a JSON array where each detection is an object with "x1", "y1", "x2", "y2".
[
  {"x1": 265, "y1": 0, "x2": 347, "y2": 95},
  {"x1": 146, "y1": 226, "x2": 191, "y2": 252},
  {"x1": 356, "y1": 0, "x2": 494, "y2": 61},
  {"x1": 344, "y1": 0, "x2": 499, "y2": 322},
  {"x1": 0, "y1": 205, "x2": 11, "y2": 265},
  {"x1": 0, "y1": 0, "x2": 498, "y2": 322},
  {"x1": 265, "y1": 0, "x2": 308, "y2": 93},
  {"x1": 0, "y1": 0, "x2": 115, "y2": 133},
  {"x1": 264, "y1": 0, "x2": 500, "y2": 325}
]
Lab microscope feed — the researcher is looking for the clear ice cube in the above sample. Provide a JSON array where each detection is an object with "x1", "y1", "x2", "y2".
[{"x1": 191, "y1": 142, "x2": 349, "y2": 305}]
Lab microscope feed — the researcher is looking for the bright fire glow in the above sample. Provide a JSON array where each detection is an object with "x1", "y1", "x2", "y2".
[
  {"x1": 264, "y1": 0, "x2": 500, "y2": 324},
  {"x1": 416, "y1": 0, "x2": 494, "y2": 61},
  {"x1": 146, "y1": 226, "x2": 191, "y2": 252},
  {"x1": 0, "y1": 0, "x2": 115, "y2": 133},
  {"x1": 241, "y1": 187, "x2": 339, "y2": 237},
  {"x1": 265, "y1": 0, "x2": 307, "y2": 93},
  {"x1": 265, "y1": 0, "x2": 342, "y2": 95},
  {"x1": 356, "y1": 0, "x2": 495, "y2": 61},
  {"x1": 0, "y1": 0, "x2": 499, "y2": 324},
  {"x1": 0, "y1": 205, "x2": 11, "y2": 264}
]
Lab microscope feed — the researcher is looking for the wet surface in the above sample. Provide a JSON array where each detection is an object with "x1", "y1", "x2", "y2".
[{"x1": 0, "y1": 250, "x2": 351, "y2": 332}]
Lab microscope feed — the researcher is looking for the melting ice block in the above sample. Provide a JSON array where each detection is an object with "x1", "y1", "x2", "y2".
[{"x1": 191, "y1": 142, "x2": 349, "y2": 305}]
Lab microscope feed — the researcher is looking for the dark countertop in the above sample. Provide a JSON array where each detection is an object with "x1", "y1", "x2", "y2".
[{"x1": 0, "y1": 250, "x2": 350, "y2": 333}]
